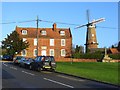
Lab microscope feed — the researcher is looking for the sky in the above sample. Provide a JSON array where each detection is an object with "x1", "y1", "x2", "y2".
[{"x1": 0, "y1": 1, "x2": 119, "y2": 49}]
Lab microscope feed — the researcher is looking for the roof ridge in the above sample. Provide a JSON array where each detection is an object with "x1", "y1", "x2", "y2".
[{"x1": 16, "y1": 26, "x2": 69, "y2": 30}]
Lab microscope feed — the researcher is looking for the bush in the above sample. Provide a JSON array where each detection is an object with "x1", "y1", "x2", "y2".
[
  {"x1": 73, "y1": 52, "x2": 120, "y2": 60},
  {"x1": 73, "y1": 53, "x2": 104, "y2": 59},
  {"x1": 109, "y1": 54, "x2": 120, "y2": 59}
]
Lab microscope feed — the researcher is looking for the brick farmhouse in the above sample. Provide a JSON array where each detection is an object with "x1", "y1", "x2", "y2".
[{"x1": 16, "y1": 23, "x2": 72, "y2": 59}]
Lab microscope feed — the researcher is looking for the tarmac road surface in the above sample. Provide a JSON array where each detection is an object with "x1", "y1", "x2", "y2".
[{"x1": 1, "y1": 61, "x2": 119, "y2": 89}]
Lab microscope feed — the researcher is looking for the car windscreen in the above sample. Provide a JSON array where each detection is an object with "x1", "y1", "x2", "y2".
[
  {"x1": 45, "y1": 57, "x2": 55, "y2": 62},
  {"x1": 28, "y1": 59, "x2": 34, "y2": 62},
  {"x1": 16, "y1": 57, "x2": 23, "y2": 60},
  {"x1": 35, "y1": 56, "x2": 45, "y2": 62},
  {"x1": 3, "y1": 55, "x2": 9, "y2": 58}
]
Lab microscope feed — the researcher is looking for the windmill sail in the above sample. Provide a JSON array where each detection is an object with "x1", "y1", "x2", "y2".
[
  {"x1": 86, "y1": 9, "x2": 90, "y2": 23},
  {"x1": 91, "y1": 18, "x2": 105, "y2": 25},
  {"x1": 75, "y1": 24, "x2": 87, "y2": 29}
]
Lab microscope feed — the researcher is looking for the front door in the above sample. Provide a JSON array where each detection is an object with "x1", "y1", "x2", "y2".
[{"x1": 41, "y1": 50, "x2": 46, "y2": 56}]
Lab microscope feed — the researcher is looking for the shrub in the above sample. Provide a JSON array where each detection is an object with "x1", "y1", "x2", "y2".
[
  {"x1": 109, "y1": 54, "x2": 120, "y2": 59},
  {"x1": 73, "y1": 53, "x2": 104, "y2": 59},
  {"x1": 73, "y1": 52, "x2": 120, "y2": 60}
]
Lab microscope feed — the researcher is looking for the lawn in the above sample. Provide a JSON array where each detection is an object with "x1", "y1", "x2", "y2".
[{"x1": 56, "y1": 62, "x2": 119, "y2": 85}]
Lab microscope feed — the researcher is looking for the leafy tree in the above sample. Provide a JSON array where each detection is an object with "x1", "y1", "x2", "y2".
[
  {"x1": 118, "y1": 41, "x2": 120, "y2": 51},
  {"x1": 110, "y1": 43, "x2": 118, "y2": 48},
  {"x1": 2, "y1": 31, "x2": 29, "y2": 56},
  {"x1": 111, "y1": 45, "x2": 115, "y2": 48},
  {"x1": 75, "y1": 45, "x2": 84, "y2": 53},
  {"x1": 71, "y1": 44, "x2": 75, "y2": 54}
]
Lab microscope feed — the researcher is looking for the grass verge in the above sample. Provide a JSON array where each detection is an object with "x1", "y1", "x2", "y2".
[{"x1": 56, "y1": 62, "x2": 119, "y2": 85}]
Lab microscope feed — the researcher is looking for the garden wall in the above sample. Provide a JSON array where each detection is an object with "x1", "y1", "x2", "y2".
[{"x1": 56, "y1": 58, "x2": 120, "y2": 62}]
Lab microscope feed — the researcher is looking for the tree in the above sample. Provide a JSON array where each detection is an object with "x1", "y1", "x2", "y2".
[
  {"x1": 2, "y1": 31, "x2": 29, "y2": 56},
  {"x1": 111, "y1": 45, "x2": 115, "y2": 48},
  {"x1": 118, "y1": 41, "x2": 120, "y2": 51},
  {"x1": 75, "y1": 45, "x2": 84, "y2": 53},
  {"x1": 71, "y1": 44, "x2": 75, "y2": 54}
]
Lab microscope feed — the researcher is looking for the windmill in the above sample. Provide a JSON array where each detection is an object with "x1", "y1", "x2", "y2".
[{"x1": 75, "y1": 10, "x2": 105, "y2": 53}]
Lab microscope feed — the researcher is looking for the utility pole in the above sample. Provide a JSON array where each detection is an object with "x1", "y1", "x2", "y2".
[{"x1": 36, "y1": 16, "x2": 39, "y2": 57}]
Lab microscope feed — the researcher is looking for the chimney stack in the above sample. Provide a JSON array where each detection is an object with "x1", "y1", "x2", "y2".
[{"x1": 53, "y1": 23, "x2": 57, "y2": 31}]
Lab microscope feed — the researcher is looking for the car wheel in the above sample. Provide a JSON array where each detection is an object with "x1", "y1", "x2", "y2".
[
  {"x1": 50, "y1": 68, "x2": 55, "y2": 72},
  {"x1": 24, "y1": 64, "x2": 26, "y2": 68},
  {"x1": 19, "y1": 64, "x2": 21, "y2": 67},
  {"x1": 29, "y1": 64, "x2": 32, "y2": 70},
  {"x1": 13, "y1": 62, "x2": 15, "y2": 65},
  {"x1": 37, "y1": 67, "x2": 41, "y2": 72}
]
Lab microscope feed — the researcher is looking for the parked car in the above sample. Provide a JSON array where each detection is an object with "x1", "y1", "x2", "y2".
[
  {"x1": 19, "y1": 57, "x2": 27, "y2": 67},
  {"x1": 2, "y1": 55, "x2": 13, "y2": 60},
  {"x1": 30, "y1": 56, "x2": 56, "y2": 72},
  {"x1": 24, "y1": 58, "x2": 35, "y2": 69},
  {"x1": 0, "y1": 55, "x2": 2, "y2": 60},
  {"x1": 13, "y1": 56, "x2": 23, "y2": 64}
]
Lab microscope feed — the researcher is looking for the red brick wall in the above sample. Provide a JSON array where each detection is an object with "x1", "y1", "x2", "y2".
[
  {"x1": 15, "y1": 26, "x2": 72, "y2": 58},
  {"x1": 109, "y1": 59, "x2": 120, "y2": 62},
  {"x1": 55, "y1": 58, "x2": 120, "y2": 62},
  {"x1": 17, "y1": 37, "x2": 72, "y2": 58},
  {"x1": 56, "y1": 58, "x2": 97, "y2": 62}
]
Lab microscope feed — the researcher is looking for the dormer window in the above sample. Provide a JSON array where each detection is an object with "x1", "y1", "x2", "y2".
[
  {"x1": 22, "y1": 30, "x2": 27, "y2": 35},
  {"x1": 60, "y1": 31, "x2": 65, "y2": 36},
  {"x1": 41, "y1": 30, "x2": 46, "y2": 35}
]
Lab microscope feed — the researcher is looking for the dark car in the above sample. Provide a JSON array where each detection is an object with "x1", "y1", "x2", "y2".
[
  {"x1": 13, "y1": 56, "x2": 23, "y2": 64},
  {"x1": 19, "y1": 57, "x2": 27, "y2": 67},
  {"x1": 2, "y1": 55, "x2": 13, "y2": 60},
  {"x1": 24, "y1": 58, "x2": 35, "y2": 69},
  {"x1": 30, "y1": 56, "x2": 56, "y2": 72}
]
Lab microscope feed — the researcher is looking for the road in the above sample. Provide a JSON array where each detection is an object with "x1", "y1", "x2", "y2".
[{"x1": 1, "y1": 61, "x2": 119, "y2": 89}]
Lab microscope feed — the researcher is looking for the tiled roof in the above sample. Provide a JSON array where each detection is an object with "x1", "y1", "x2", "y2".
[
  {"x1": 16, "y1": 23, "x2": 72, "y2": 39},
  {"x1": 109, "y1": 48, "x2": 119, "y2": 54}
]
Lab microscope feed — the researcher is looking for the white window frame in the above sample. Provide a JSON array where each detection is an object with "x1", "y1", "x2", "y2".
[
  {"x1": 60, "y1": 31, "x2": 65, "y2": 36},
  {"x1": 92, "y1": 34, "x2": 94, "y2": 37},
  {"x1": 22, "y1": 30, "x2": 27, "y2": 35},
  {"x1": 33, "y1": 49, "x2": 37, "y2": 56},
  {"x1": 50, "y1": 39, "x2": 54, "y2": 46},
  {"x1": 61, "y1": 39, "x2": 65, "y2": 46},
  {"x1": 61, "y1": 49, "x2": 66, "y2": 56},
  {"x1": 41, "y1": 50, "x2": 46, "y2": 56},
  {"x1": 22, "y1": 49, "x2": 27, "y2": 56},
  {"x1": 23, "y1": 38, "x2": 27, "y2": 42},
  {"x1": 50, "y1": 49, "x2": 54, "y2": 56},
  {"x1": 41, "y1": 30, "x2": 47, "y2": 35},
  {"x1": 41, "y1": 46, "x2": 47, "y2": 49},
  {"x1": 34, "y1": 38, "x2": 37, "y2": 46}
]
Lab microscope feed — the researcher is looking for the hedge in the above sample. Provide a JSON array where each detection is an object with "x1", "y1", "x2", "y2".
[
  {"x1": 109, "y1": 54, "x2": 120, "y2": 59},
  {"x1": 73, "y1": 53, "x2": 104, "y2": 59},
  {"x1": 73, "y1": 53, "x2": 120, "y2": 60}
]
